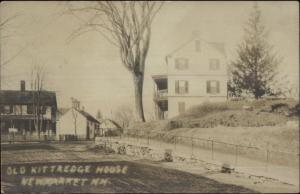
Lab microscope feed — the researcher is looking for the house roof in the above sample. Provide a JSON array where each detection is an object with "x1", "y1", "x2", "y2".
[
  {"x1": 78, "y1": 109, "x2": 100, "y2": 124},
  {"x1": 0, "y1": 90, "x2": 57, "y2": 106},
  {"x1": 167, "y1": 37, "x2": 226, "y2": 57},
  {"x1": 57, "y1": 108, "x2": 70, "y2": 120},
  {"x1": 99, "y1": 118, "x2": 122, "y2": 129}
]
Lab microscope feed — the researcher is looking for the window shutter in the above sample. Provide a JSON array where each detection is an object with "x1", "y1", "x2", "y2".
[
  {"x1": 175, "y1": 81, "x2": 179, "y2": 94},
  {"x1": 206, "y1": 81, "x2": 211, "y2": 94},
  {"x1": 185, "y1": 81, "x2": 189, "y2": 93},
  {"x1": 217, "y1": 81, "x2": 220, "y2": 93}
]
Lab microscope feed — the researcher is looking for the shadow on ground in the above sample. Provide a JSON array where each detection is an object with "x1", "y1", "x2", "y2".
[{"x1": 1, "y1": 161, "x2": 257, "y2": 193}]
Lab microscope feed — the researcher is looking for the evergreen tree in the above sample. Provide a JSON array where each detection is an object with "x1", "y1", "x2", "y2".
[{"x1": 229, "y1": 4, "x2": 281, "y2": 99}]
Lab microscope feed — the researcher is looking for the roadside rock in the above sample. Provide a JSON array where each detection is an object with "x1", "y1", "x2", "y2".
[{"x1": 242, "y1": 106, "x2": 253, "y2": 111}]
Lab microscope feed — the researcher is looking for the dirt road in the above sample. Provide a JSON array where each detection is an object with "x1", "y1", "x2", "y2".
[{"x1": 1, "y1": 142, "x2": 255, "y2": 193}]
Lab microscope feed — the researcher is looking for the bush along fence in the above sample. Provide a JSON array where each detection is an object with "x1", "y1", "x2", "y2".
[
  {"x1": 1, "y1": 133, "x2": 56, "y2": 143},
  {"x1": 1, "y1": 133, "x2": 91, "y2": 143},
  {"x1": 97, "y1": 128, "x2": 299, "y2": 171}
]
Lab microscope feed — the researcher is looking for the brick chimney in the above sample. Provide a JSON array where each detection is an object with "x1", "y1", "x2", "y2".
[
  {"x1": 71, "y1": 97, "x2": 80, "y2": 110},
  {"x1": 20, "y1": 80, "x2": 25, "y2": 92}
]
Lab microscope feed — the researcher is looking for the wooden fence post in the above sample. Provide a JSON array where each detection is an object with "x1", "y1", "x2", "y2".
[
  {"x1": 174, "y1": 136, "x2": 177, "y2": 151},
  {"x1": 211, "y1": 140, "x2": 214, "y2": 160},
  {"x1": 159, "y1": 133, "x2": 162, "y2": 147},
  {"x1": 147, "y1": 133, "x2": 150, "y2": 145},
  {"x1": 191, "y1": 137, "x2": 194, "y2": 157},
  {"x1": 265, "y1": 142, "x2": 270, "y2": 172},
  {"x1": 235, "y1": 145, "x2": 238, "y2": 166},
  {"x1": 265, "y1": 149, "x2": 269, "y2": 172}
]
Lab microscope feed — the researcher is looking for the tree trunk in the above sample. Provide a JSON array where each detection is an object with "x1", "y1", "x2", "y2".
[{"x1": 133, "y1": 73, "x2": 146, "y2": 122}]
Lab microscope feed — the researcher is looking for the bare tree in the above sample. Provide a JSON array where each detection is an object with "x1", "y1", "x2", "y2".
[
  {"x1": 271, "y1": 74, "x2": 299, "y2": 99},
  {"x1": 0, "y1": 3, "x2": 25, "y2": 90},
  {"x1": 65, "y1": 1, "x2": 164, "y2": 122},
  {"x1": 70, "y1": 97, "x2": 79, "y2": 136},
  {"x1": 30, "y1": 64, "x2": 46, "y2": 138},
  {"x1": 96, "y1": 109, "x2": 102, "y2": 120},
  {"x1": 113, "y1": 105, "x2": 134, "y2": 128}
]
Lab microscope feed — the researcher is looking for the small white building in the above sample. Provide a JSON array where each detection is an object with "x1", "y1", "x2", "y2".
[
  {"x1": 97, "y1": 119, "x2": 122, "y2": 136},
  {"x1": 57, "y1": 107, "x2": 100, "y2": 140}
]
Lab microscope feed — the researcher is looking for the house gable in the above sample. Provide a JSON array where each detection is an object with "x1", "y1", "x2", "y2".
[
  {"x1": 57, "y1": 108, "x2": 87, "y2": 136},
  {"x1": 166, "y1": 38, "x2": 227, "y2": 76}
]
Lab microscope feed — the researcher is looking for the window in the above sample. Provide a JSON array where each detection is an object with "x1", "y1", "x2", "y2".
[
  {"x1": 195, "y1": 40, "x2": 201, "y2": 52},
  {"x1": 178, "y1": 102, "x2": 186, "y2": 114},
  {"x1": 41, "y1": 106, "x2": 47, "y2": 114},
  {"x1": 3, "y1": 105, "x2": 13, "y2": 114},
  {"x1": 175, "y1": 80, "x2": 188, "y2": 94},
  {"x1": 0, "y1": 105, "x2": 11, "y2": 114},
  {"x1": 207, "y1": 80, "x2": 220, "y2": 94},
  {"x1": 209, "y1": 58, "x2": 220, "y2": 70},
  {"x1": 27, "y1": 105, "x2": 34, "y2": 114},
  {"x1": 21, "y1": 105, "x2": 27, "y2": 115},
  {"x1": 14, "y1": 105, "x2": 22, "y2": 115},
  {"x1": 175, "y1": 58, "x2": 189, "y2": 70}
]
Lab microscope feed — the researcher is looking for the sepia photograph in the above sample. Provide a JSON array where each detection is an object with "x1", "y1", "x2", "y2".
[{"x1": 0, "y1": 1, "x2": 299, "y2": 193}]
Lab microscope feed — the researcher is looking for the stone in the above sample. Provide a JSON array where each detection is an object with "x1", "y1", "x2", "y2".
[
  {"x1": 242, "y1": 105, "x2": 253, "y2": 111},
  {"x1": 221, "y1": 163, "x2": 234, "y2": 173}
]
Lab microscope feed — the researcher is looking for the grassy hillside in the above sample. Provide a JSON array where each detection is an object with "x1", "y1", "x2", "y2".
[
  {"x1": 128, "y1": 99, "x2": 299, "y2": 152},
  {"x1": 131, "y1": 98, "x2": 299, "y2": 131}
]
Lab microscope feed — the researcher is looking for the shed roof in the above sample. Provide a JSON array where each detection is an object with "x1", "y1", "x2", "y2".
[
  {"x1": 78, "y1": 110, "x2": 100, "y2": 124},
  {"x1": 99, "y1": 119, "x2": 122, "y2": 129}
]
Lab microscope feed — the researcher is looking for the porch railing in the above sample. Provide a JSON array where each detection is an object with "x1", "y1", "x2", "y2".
[{"x1": 154, "y1": 89, "x2": 168, "y2": 100}]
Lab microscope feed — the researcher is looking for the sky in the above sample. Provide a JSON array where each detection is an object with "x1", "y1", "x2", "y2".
[{"x1": 1, "y1": 1, "x2": 299, "y2": 119}]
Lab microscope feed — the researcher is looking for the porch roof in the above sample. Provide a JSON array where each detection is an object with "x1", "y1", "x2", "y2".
[
  {"x1": 152, "y1": 74, "x2": 167, "y2": 80},
  {"x1": 0, "y1": 90, "x2": 57, "y2": 107},
  {"x1": 0, "y1": 115, "x2": 52, "y2": 121}
]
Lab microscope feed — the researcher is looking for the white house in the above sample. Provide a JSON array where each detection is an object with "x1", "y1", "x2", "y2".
[
  {"x1": 152, "y1": 37, "x2": 228, "y2": 119},
  {"x1": 57, "y1": 105, "x2": 100, "y2": 140},
  {"x1": 97, "y1": 119, "x2": 122, "y2": 136}
]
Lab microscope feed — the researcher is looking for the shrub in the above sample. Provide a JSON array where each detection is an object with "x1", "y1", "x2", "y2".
[
  {"x1": 181, "y1": 101, "x2": 242, "y2": 119},
  {"x1": 105, "y1": 129, "x2": 122, "y2": 136},
  {"x1": 117, "y1": 145, "x2": 126, "y2": 155},
  {"x1": 164, "y1": 149, "x2": 173, "y2": 162},
  {"x1": 164, "y1": 120, "x2": 183, "y2": 131}
]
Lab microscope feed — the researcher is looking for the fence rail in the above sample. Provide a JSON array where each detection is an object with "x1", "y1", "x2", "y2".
[{"x1": 97, "y1": 127, "x2": 299, "y2": 169}]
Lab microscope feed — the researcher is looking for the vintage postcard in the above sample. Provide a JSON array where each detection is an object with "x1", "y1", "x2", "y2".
[{"x1": 0, "y1": 1, "x2": 299, "y2": 193}]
